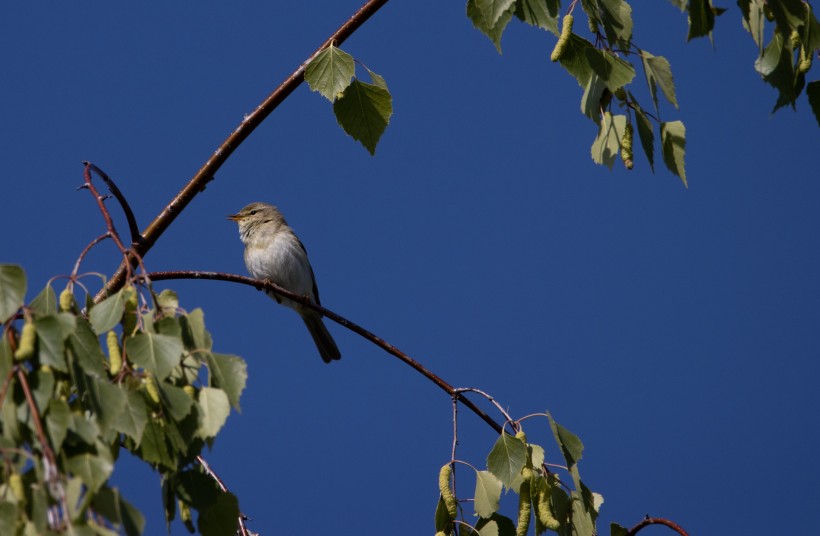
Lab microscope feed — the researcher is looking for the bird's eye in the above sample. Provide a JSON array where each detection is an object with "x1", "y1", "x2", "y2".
[{"x1": 249, "y1": 210, "x2": 257, "y2": 215}]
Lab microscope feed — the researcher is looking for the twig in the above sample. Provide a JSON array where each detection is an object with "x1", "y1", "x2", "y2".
[
  {"x1": 71, "y1": 233, "x2": 111, "y2": 278},
  {"x1": 83, "y1": 162, "x2": 142, "y2": 246},
  {"x1": 142, "y1": 270, "x2": 505, "y2": 435},
  {"x1": 196, "y1": 455, "x2": 251, "y2": 536},
  {"x1": 628, "y1": 516, "x2": 690, "y2": 536},
  {"x1": 95, "y1": 0, "x2": 391, "y2": 302},
  {"x1": 453, "y1": 387, "x2": 516, "y2": 431}
]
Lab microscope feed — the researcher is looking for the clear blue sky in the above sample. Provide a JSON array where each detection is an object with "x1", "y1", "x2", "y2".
[{"x1": 2, "y1": 2, "x2": 818, "y2": 535}]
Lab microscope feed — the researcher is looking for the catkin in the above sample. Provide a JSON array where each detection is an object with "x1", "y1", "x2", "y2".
[
  {"x1": 551, "y1": 15, "x2": 574, "y2": 62},
  {"x1": 59, "y1": 288, "x2": 74, "y2": 312},
  {"x1": 144, "y1": 372, "x2": 161, "y2": 405},
  {"x1": 14, "y1": 322, "x2": 36, "y2": 361},
  {"x1": 107, "y1": 331, "x2": 122, "y2": 376},
  {"x1": 438, "y1": 464, "x2": 458, "y2": 519},
  {"x1": 621, "y1": 122, "x2": 634, "y2": 170}
]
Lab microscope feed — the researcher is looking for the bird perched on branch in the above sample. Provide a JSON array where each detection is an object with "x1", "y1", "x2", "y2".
[{"x1": 228, "y1": 202, "x2": 341, "y2": 363}]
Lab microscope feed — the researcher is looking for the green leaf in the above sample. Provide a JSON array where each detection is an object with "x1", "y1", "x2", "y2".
[
  {"x1": 611, "y1": 522, "x2": 630, "y2": 536},
  {"x1": 67, "y1": 453, "x2": 113, "y2": 493},
  {"x1": 570, "y1": 490, "x2": 596, "y2": 536},
  {"x1": 198, "y1": 492, "x2": 240, "y2": 536},
  {"x1": 138, "y1": 415, "x2": 175, "y2": 469},
  {"x1": 34, "y1": 315, "x2": 74, "y2": 371},
  {"x1": 89, "y1": 287, "x2": 128, "y2": 335},
  {"x1": 807, "y1": 81, "x2": 820, "y2": 128},
  {"x1": 476, "y1": 513, "x2": 516, "y2": 536},
  {"x1": 767, "y1": 0, "x2": 808, "y2": 31},
  {"x1": 487, "y1": 432, "x2": 528, "y2": 489},
  {"x1": 558, "y1": 34, "x2": 596, "y2": 87},
  {"x1": 642, "y1": 53, "x2": 678, "y2": 109},
  {"x1": 112, "y1": 388, "x2": 149, "y2": 444},
  {"x1": 87, "y1": 377, "x2": 127, "y2": 429},
  {"x1": 156, "y1": 289, "x2": 178, "y2": 317},
  {"x1": 660, "y1": 120, "x2": 687, "y2": 187},
  {"x1": 599, "y1": 0, "x2": 633, "y2": 49},
  {"x1": 93, "y1": 487, "x2": 145, "y2": 536},
  {"x1": 476, "y1": 0, "x2": 516, "y2": 27},
  {"x1": 667, "y1": 0, "x2": 686, "y2": 11},
  {"x1": 46, "y1": 398, "x2": 72, "y2": 450},
  {"x1": 71, "y1": 412, "x2": 101, "y2": 444},
  {"x1": 197, "y1": 387, "x2": 230, "y2": 439},
  {"x1": 586, "y1": 48, "x2": 636, "y2": 92},
  {"x1": 0, "y1": 502, "x2": 17, "y2": 536},
  {"x1": 738, "y1": 0, "x2": 766, "y2": 53},
  {"x1": 581, "y1": 74, "x2": 608, "y2": 123},
  {"x1": 591, "y1": 113, "x2": 628, "y2": 169},
  {"x1": 547, "y1": 413, "x2": 584, "y2": 466},
  {"x1": 474, "y1": 470, "x2": 502, "y2": 518},
  {"x1": 181, "y1": 308, "x2": 212, "y2": 352},
  {"x1": 127, "y1": 332, "x2": 183, "y2": 380},
  {"x1": 0, "y1": 264, "x2": 26, "y2": 323},
  {"x1": 206, "y1": 353, "x2": 247, "y2": 411},
  {"x1": 687, "y1": 0, "x2": 715, "y2": 41},
  {"x1": 304, "y1": 44, "x2": 355, "y2": 101},
  {"x1": 0, "y1": 334, "x2": 11, "y2": 387},
  {"x1": 67, "y1": 318, "x2": 107, "y2": 378},
  {"x1": 632, "y1": 99, "x2": 655, "y2": 171},
  {"x1": 158, "y1": 383, "x2": 194, "y2": 421},
  {"x1": 333, "y1": 79, "x2": 393, "y2": 155},
  {"x1": 514, "y1": 0, "x2": 559, "y2": 35},
  {"x1": 30, "y1": 283, "x2": 57, "y2": 316},
  {"x1": 29, "y1": 368, "x2": 55, "y2": 416},
  {"x1": 468, "y1": 0, "x2": 515, "y2": 52}
]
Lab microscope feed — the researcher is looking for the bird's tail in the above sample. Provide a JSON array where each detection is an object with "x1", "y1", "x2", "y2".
[{"x1": 301, "y1": 312, "x2": 341, "y2": 363}]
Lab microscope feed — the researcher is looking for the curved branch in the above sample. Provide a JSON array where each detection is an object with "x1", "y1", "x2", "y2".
[
  {"x1": 144, "y1": 270, "x2": 505, "y2": 435},
  {"x1": 628, "y1": 516, "x2": 690, "y2": 536},
  {"x1": 83, "y1": 162, "x2": 142, "y2": 245},
  {"x1": 96, "y1": 0, "x2": 391, "y2": 302}
]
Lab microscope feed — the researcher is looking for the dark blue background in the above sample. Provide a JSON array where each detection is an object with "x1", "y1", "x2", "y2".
[{"x1": 2, "y1": 2, "x2": 818, "y2": 535}]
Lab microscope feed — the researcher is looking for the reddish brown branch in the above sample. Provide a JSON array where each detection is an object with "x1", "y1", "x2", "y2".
[
  {"x1": 95, "y1": 0, "x2": 391, "y2": 302},
  {"x1": 628, "y1": 516, "x2": 690, "y2": 536},
  {"x1": 83, "y1": 162, "x2": 142, "y2": 246},
  {"x1": 144, "y1": 270, "x2": 505, "y2": 435}
]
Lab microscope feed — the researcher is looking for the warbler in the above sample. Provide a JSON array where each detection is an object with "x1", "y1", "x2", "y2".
[{"x1": 228, "y1": 202, "x2": 341, "y2": 363}]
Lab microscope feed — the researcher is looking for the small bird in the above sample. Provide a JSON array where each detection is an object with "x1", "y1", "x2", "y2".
[{"x1": 228, "y1": 202, "x2": 341, "y2": 363}]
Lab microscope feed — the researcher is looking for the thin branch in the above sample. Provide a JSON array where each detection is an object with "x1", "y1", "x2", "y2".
[
  {"x1": 95, "y1": 0, "x2": 391, "y2": 302},
  {"x1": 453, "y1": 387, "x2": 517, "y2": 430},
  {"x1": 628, "y1": 516, "x2": 690, "y2": 536},
  {"x1": 196, "y1": 455, "x2": 251, "y2": 536},
  {"x1": 71, "y1": 233, "x2": 111, "y2": 278},
  {"x1": 143, "y1": 270, "x2": 505, "y2": 435},
  {"x1": 83, "y1": 162, "x2": 142, "y2": 245}
]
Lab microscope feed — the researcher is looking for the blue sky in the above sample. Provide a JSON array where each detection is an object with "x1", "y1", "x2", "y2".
[{"x1": 2, "y1": 2, "x2": 819, "y2": 535}]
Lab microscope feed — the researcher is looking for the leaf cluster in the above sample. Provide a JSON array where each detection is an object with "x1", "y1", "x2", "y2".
[
  {"x1": 304, "y1": 44, "x2": 393, "y2": 155},
  {"x1": 0, "y1": 265, "x2": 247, "y2": 535},
  {"x1": 436, "y1": 414, "x2": 604, "y2": 536}
]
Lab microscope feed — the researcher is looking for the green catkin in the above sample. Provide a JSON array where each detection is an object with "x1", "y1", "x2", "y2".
[
  {"x1": 621, "y1": 122, "x2": 634, "y2": 170},
  {"x1": 551, "y1": 14, "x2": 574, "y2": 62},
  {"x1": 798, "y1": 46, "x2": 812, "y2": 73},
  {"x1": 14, "y1": 322, "x2": 36, "y2": 361},
  {"x1": 516, "y1": 477, "x2": 532, "y2": 536},
  {"x1": 438, "y1": 464, "x2": 458, "y2": 519},
  {"x1": 9, "y1": 473, "x2": 25, "y2": 503},
  {"x1": 535, "y1": 476, "x2": 561, "y2": 530},
  {"x1": 183, "y1": 385, "x2": 196, "y2": 398},
  {"x1": 59, "y1": 288, "x2": 74, "y2": 312},
  {"x1": 144, "y1": 372, "x2": 161, "y2": 405},
  {"x1": 107, "y1": 331, "x2": 122, "y2": 376}
]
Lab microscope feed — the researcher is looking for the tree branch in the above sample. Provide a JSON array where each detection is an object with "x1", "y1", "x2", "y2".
[
  {"x1": 95, "y1": 0, "x2": 391, "y2": 302},
  {"x1": 83, "y1": 162, "x2": 142, "y2": 246},
  {"x1": 143, "y1": 270, "x2": 506, "y2": 435},
  {"x1": 627, "y1": 516, "x2": 690, "y2": 536}
]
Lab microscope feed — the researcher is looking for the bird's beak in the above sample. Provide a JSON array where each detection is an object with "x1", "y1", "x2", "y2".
[{"x1": 227, "y1": 213, "x2": 242, "y2": 221}]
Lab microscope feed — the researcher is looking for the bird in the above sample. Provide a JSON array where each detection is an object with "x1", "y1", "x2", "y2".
[{"x1": 228, "y1": 202, "x2": 341, "y2": 363}]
